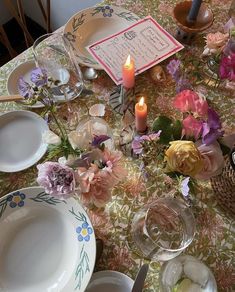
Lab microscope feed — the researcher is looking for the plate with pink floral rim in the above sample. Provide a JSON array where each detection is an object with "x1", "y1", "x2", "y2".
[{"x1": 0, "y1": 186, "x2": 96, "y2": 292}]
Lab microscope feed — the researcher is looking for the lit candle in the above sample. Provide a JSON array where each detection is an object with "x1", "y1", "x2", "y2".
[
  {"x1": 135, "y1": 97, "x2": 147, "y2": 133},
  {"x1": 122, "y1": 54, "x2": 135, "y2": 89}
]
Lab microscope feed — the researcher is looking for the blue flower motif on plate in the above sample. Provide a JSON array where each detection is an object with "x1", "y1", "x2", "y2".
[
  {"x1": 7, "y1": 191, "x2": 26, "y2": 208},
  {"x1": 76, "y1": 222, "x2": 93, "y2": 242},
  {"x1": 102, "y1": 6, "x2": 114, "y2": 17}
]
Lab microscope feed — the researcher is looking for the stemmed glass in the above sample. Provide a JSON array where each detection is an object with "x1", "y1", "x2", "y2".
[
  {"x1": 32, "y1": 33, "x2": 84, "y2": 128},
  {"x1": 131, "y1": 197, "x2": 195, "y2": 261}
]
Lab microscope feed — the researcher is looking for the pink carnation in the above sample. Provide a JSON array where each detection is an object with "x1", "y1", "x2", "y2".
[
  {"x1": 76, "y1": 149, "x2": 127, "y2": 207},
  {"x1": 182, "y1": 115, "x2": 203, "y2": 140},
  {"x1": 195, "y1": 141, "x2": 224, "y2": 180},
  {"x1": 173, "y1": 90, "x2": 208, "y2": 116}
]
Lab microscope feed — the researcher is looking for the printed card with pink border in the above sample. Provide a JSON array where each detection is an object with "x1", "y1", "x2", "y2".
[{"x1": 87, "y1": 16, "x2": 184, "y2": 85}]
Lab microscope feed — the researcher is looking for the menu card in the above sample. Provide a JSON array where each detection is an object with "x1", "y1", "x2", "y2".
[{"x1": 87, "y1": 16, "x2": 184, "y2": 85}]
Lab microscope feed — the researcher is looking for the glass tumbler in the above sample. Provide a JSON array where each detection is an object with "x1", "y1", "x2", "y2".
[
  {"x1": 131, "y1": 197, "x2": 195, "y2": 261},
  {"x1": 159, "y1": 255, "x2": 217, "y2": 292},
  {"x1": 32, "y1": 33, "x2": 84, "y2": 103}
]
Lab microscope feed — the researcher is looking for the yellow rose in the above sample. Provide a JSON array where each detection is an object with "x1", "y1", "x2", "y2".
[{"x1": 165, "y1": 141, "x2": 203, "y2": 177}]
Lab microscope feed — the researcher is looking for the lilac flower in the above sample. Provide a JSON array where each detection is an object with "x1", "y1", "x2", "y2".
[
  {"x1": 132, "y1": 131, "x2": 161, "y2": 154},
  {"x1": 223, "y1": 39, "x2": 235, "y2": 57},
  {"x1": 37, "y1": 162, "x2": 75, "y2": 199},
  {"x1": 167, "y1": 59, "x2": 181, "y2": 80},
  {"x1": 176, "y1": 76, "x2": 192, "y2": 93},
  {"x1": 91, "y1": 135, "x2": 110, "y2": 147},
  {"x1": 31, "y1": 67, "x2": 48, "y2": 87},
  {"x1": 18, "y1": 77, "x2": 33, "y2": 98},
  {"x1": 180, "y1": 177, "x2": 190, "y2": 197},
  {"x1": 202, "y1": 108, "x2": 224, "y2": 145}
]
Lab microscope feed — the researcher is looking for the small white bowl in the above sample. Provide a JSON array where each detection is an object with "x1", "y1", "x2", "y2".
[{"x1": 85, "y1": 270, "x2": 134, "y2": 292}]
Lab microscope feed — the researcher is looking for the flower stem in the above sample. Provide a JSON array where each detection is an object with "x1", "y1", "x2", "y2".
[{"x1": 50, "y1": 110, "x2": 67, "y2": 141}]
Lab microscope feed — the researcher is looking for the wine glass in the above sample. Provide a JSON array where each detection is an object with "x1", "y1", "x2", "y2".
[
  {"x1": 32, "y1": 33, "x2": 84, "y2": 104},
  {"x1": 131, "y1": 197, "x2": 195, "y2": 261}
]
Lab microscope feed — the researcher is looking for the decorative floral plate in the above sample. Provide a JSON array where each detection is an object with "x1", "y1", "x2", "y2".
[
  {"x1": 63, "y1": 5, "x2": 140, "y2": 69},
  {"x1": 0, "y1": 187, "x2": 96, "y2": 292}
]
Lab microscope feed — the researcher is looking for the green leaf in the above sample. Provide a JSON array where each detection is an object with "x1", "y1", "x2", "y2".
[
  {"x1": 166, "y1": 171, "x2": 182, "y2": 179},
  {"x1": 172, "y1": 120, "x2": 182, "y2": 140},
  {"x1": 152, "y1": 116, "x2": 173, "y2": 144}
]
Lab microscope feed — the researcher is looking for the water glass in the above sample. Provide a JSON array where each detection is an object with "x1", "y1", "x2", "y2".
[
  {"x1": 159, "y1": 255, "x2": 217, "y2": 291},
  {"x1": 32, "y1": 33, "x2": 84, "y2": 103},
  {"x1": 131, "y1": 197, "x2": 195, "y2": 261}
]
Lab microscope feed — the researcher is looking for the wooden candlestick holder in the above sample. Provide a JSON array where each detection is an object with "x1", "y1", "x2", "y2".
[{"x1": 173, "y1": 1, "x2": 214, "y2": 44}]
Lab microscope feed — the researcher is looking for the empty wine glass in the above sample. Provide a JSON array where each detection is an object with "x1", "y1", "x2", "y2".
[
  {"x1": 131, "y1": 197, "x2": 195, "y2": 261},
  {"x1": 32, "y1": 33, "x2": 84, "y2": 104}
]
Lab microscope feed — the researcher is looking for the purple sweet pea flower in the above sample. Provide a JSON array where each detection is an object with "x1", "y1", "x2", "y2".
[
  {"x1": 18, "y1": 77, "x2": 33, "y2": 98},
  {"x1": 176, "y1": 76, "x2": 192, "y2": 93},
  {"x1": 219, "y1": 55, "x2": 235, "y2": 81},
  {"x1": 132, "y1": 131, "x2": 161, "y2": 154},
  {"x1": 167, "y1": 59, "x2": 181, "y2": 80},
  {"x1": 202, "y1": 108, "x2": 224, "y2": 145},
  {"x1": 31, "y1": 67, "x2": 48, "y2": 87},
  {"x1": 91, "y1": 135, "x2": 110, "y2": 147},
  {"x1": 180, "y1": 177, "x2": 190, "y2": 197},
  {"x1": 37, "y1": 162, "x2": 75, "y2": 199}
]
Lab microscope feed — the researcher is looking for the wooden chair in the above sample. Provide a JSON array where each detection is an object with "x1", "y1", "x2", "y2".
[
  {"x1": 2, "y1": 0, "x2": 51, "y2": 49},
  {"x1": 0, "y1": 25, "x2": 18, "y2": 58}
]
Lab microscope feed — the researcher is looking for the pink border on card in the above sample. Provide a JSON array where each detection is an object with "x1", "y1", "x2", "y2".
[{"x1": 88, "y1": 16, "x2": 184, "y2": 84}]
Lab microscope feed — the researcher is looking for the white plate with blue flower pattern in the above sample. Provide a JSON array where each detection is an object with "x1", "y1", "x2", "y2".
[
  {"x1": 0, "y1": 110, "x2": 48, "y2": 172},
  {"x1": 0, "y1": 187, "x2": 96, "y2": 292},
  {"x1": 63, "y1": 5, "x2": 140, "y2": 70}
]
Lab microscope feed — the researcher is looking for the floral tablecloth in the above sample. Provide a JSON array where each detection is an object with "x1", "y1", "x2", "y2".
[{"x1": 0, "y1": 0, "x2": 234, "y2": 291}]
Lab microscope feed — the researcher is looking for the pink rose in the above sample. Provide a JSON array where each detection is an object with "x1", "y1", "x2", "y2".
[
  {"x1": 206, "y1": 32, "x2": 229, "y2": 50},
  {"x1": 202, "y1": 32, "x2": 229, "y2": 56},
  {"x1": 173, "y1": 90, "x2": 208, "y2": 116},
  {"x1": 182, "y1": 115, "x2": 203, "y2": 139},
  {"x1": 195, "y1": 141, "x2": 224, "y2": 180}
]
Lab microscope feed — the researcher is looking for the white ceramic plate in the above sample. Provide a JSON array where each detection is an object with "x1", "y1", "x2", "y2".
[
  {"x1": 0, "y1": 187, "x2": 96, "y2": 292},
  {"x1": 85, "y1": 271, "x2": 134, "y2": 292},
  {"x1": 63, "y1": 5, "x2": 140, "y2": 69},
  {"x1": 0, "y1": 110, "x2": 48, "y2": 172},
  {"x1": 7, "y1": 60, "x2": 74, "y2": 108}
]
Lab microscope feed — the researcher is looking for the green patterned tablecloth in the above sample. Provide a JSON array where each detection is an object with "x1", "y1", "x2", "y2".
[{"x1": 0, "y1": 1, "x2": 234, "y2": 291}]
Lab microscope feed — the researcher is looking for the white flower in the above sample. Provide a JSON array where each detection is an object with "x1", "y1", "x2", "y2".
[
  {"x1": 68, "y1": 130, "x2": 90, "y2": 150},
  {"x1": 42, "y1": 130, "x2": 61, "y2": 145},
  {"x1": 92, "y1": 122, "x2": 107, "y2": 135},
  {"x1": 58, "y1": 154, "x2": 77, "y2": 167}
]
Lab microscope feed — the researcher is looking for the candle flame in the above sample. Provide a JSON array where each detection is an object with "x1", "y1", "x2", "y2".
[
  {"x1": 139, "y1": 97, "x2": 144, "y2": 106},
  {"x1": 125, "y1": 54, "x2": 131, "y2": 66}
]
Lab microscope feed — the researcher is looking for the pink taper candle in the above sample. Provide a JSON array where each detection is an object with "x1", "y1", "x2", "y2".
[
  {"x1": 122, "y1": 54, "x2": 135, "y2": 88},
  {"x1": 135, "y1": 97, "x2": 147, "y2": 133}
]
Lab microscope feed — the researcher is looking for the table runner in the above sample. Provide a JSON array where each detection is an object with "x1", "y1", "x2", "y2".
[{"x1": 0, "y1": 1, "x2": 234, "y2": 291}]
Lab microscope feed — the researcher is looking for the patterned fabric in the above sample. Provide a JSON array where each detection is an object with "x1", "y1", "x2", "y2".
[{"x1": 0, "y1": 1, "x2": 234, "y2": 291}]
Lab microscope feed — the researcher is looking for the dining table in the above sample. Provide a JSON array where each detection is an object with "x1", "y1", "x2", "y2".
[{"x1": 0, "y1": 0, "x2": 234, "y2": 291}]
